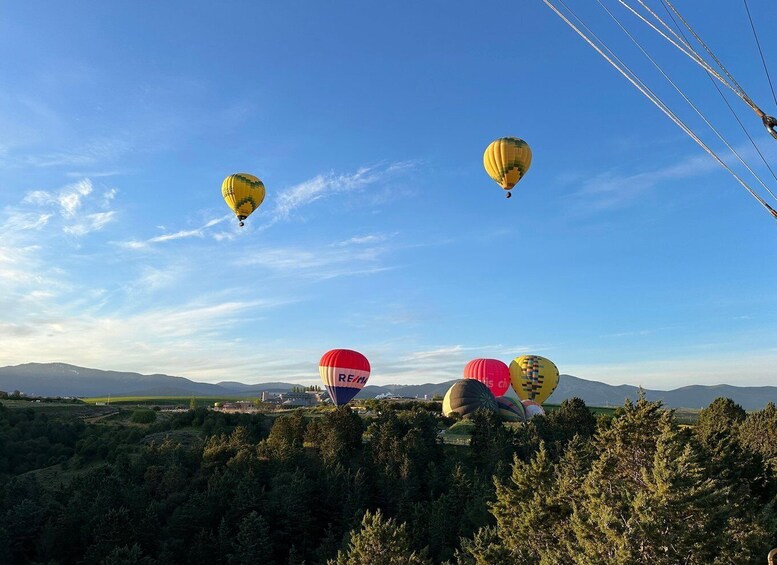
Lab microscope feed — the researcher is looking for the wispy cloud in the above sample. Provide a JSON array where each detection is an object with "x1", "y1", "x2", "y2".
[
  {"x1": 119, "y1": 216, "x2": 231, "y2": 249},
  {"x1": 238, "y1": 237, "x2": 395, "y2": 281},
  {"x1": 64, "y1": 211, "x2": 116, "y2": 236},
  {"x1": 0, "y1": 295, "x2": 297, "y2": 381},
  {"x1": 273, "y1": 167, "x2": 379, "y2": 220},
  {"x1": 10, "y1": 138, "x2": 132, "y2": 169},
  {"x1": 570, "y1": 153, "x2": 716, "y2": 210},
  {"x1": 10, "y1": 178, "x2": 118, "y2": 236},
  {"x1": 335, "y1": 233, "x2": 392, "y2": 246},
  {"x1": 118, "y1": 162, "x2": 415, "y2": 248},
  {"x1": 264, "y1": 161, "x2": 416, "y2": 227}
]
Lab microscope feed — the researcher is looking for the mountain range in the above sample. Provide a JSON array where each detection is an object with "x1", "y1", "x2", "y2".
[{"x1": 1, "y1": 362, "x2": 776, "y2": 410}]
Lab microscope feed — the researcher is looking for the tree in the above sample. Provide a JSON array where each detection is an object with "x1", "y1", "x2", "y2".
[
  {"x1": 131, "y1": 410, "x2": 156, "y2": 424},
  {"x1": 469, "y1": 409, "x2": 514, "y2": 477},
  {"x1": 695, "y1": 397, "x2": 746, "y2": 442},
  {"x1": 330, "y1": 509, "x2": 431, "y2": 565},
  {"x1": 307, "y1": 407, "x2": 364, "y2": 467},
  {"x1": 460, "y1": 398, "x2": 777, "y2": 564},
  {"x1": 265, "y1": 411, "x2": 307, "y2": 459},
  {"x1": 537, "y1": 397, "x2": 597, "y2": 453},
  {"x1": 739, "y1": 402, "x2": 777, "y2": 471},
  {"x1": 103, "y1": 543, "x2": 156, "y2": 565},
  {"x1": 228, "y1": 512, "x2": 274, "y2": 565}
]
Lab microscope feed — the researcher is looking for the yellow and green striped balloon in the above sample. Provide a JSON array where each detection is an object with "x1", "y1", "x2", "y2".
[
  {"x1": 483, "y1": 137, "x2": 532, "y2": 198},
  {"x1": 509, "y1": 355, "x2": 559, "y2": 405},
  {"x1": 222, "y1": 173, "x2": 266, "y2": 226}
]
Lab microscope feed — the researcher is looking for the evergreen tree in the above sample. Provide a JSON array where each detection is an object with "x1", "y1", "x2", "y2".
[
  {"x1": 308, "y1": 407, "x2": 364, "y2": 468},
  {"x1": 266, "y1": 411, "x2": 308, "y2": 459},
  {"x1": 695, "y1": 397, "x2": 746, "y2": 442},
  {"x1": 330, "y1": 509, "x2": 431, "y2": 565},
  {"x1": 229, "y1": 511, "x2": 274, "y2": 565},
  {"x1": 739, "y1": 402, "x2": 777, "y2": 471},
  {"x1": 469, "y1": 409, "x2": 514, "y2": 478}
]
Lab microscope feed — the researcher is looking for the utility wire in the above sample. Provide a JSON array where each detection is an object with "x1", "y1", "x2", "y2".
[
  {"x1": 661, "y1": 0, "x2": 769, "y2": 121},
  {"x1": 598, "y1": 0, "x2": 777, "y2": 203},
  {"x1": 542, "y1": 0, "x2": 777, "y2": 219},
  {"x1": 658, "y1": 0, "x2": 777, "y2": 186},
  {"x1": 617, "y1": 1, "x2": 741, "y2": 100},
  {"x1": 742, "y1": 0, "x2": 777, "y2": 107}
]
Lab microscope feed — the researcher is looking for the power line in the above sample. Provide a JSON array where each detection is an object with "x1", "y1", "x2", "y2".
[
  {"x1": 742, "y1": 0, "x2": 777, "y2": 107},
  {"x1": 600, "y1": 0, "x2": 777, "y2": 203},
  {"x1": 542, "y1": 0, "x2": 777, "y2": 219},
  {"x1": 658, "y1": 0, "x2": 777, "y2": 187}
]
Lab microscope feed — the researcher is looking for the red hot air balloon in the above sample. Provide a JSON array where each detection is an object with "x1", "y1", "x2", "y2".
[
  {"x1": 319, "y1": 349, "x2": 371, "y2": 407},
  {"x1": 463, "y1": 358, "x2": 510, "y2": 397}
]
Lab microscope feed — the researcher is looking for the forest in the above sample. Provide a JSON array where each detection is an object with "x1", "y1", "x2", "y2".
[{"x1": 1, "y1": 395, "x2": 776, "y2": 564}]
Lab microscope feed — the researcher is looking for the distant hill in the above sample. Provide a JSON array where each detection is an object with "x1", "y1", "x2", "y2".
[
  {"x1": 547, "y1": 375, "x2": 777, "y2": 410},
  {"x1": 1, "y1": 363, "x2": 776, "y2": 410}
]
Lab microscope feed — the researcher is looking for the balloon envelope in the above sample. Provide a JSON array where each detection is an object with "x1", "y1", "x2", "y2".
[
  {"x1": 495, "y1": 396, "x2": 526, "y2": 422},
  {"x1": 463, "y1": 358, "x2": 510, "y2": 396},
  {"x1": 483, "y1": 137, "x2": 532, "y2": 194},
  {"x1": 442, "y1": 379, "x2": 497, "y2": 418},
  {"x1": 509, "y1": 355, "x2": 559, "y2": 404},
  {"x1": 222, "y1": 173, "x2": 266, "y2": 224},
  {"x1": 319, "y1": 349, "x2": 370, "y2": 407},
  {"x1": 522, "y1": 400, "x2": 545, "y2": 419}
]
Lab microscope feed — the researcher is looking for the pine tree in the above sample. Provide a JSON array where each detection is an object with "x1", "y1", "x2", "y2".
[
  {"x1": 491, "y1": 444, "x2": 573, "y2": 562},
  {"x1": 228, "y1": 511, "x2": 274, "y2": 565},
  {"x1": 739, "y1": 402, "x2": 777, "y2": 471},
  {"x1": 695, "y1": 397, "x2": 746, "y2": 442},
  {"x1": 330, "y1": 509, "x2": 431, "y2": 565}
]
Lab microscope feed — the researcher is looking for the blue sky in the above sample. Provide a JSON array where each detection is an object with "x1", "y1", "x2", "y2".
[{"x1": 1, "y1": 1, "x2": 776, "y2": 389}]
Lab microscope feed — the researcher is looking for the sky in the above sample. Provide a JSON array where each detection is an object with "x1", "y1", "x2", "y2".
[{"x1": 1, "y1": 1, "x2": 776, "y2": 390}]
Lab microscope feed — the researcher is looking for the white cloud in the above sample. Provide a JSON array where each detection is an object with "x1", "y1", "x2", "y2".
[
  {"x1": 119, "y1": 215, "x2": 230, "y2": 249},
  {"x1": 64, "y1": 211, "x2": 116, "y2": 236},
  {"x1": 102, "y1": 187, "x2": 118, "y2": 205},
  {"x1": 0, "y1": 295, "x2": 297, "y2": 381},
  {"x1": 264, "y1": 161, "x2": 415, "y2": 227},
  {"x1": 117, "y1": 161, "x2": 414, "y2": 248},
  {"x1": 11, "y1": 178, "x2": 117, "y2": 236},
  {"x1": 335, "y1": 233, "x2": 391, "y2": 246},
  {"x1": 57, "y1": 179, "x2": 93, "y2": 216},
  {"x1": 14, "y1": 138, "x2": 133, "y2": 169},
  {"x1": 273, "y1": 166, "x2": 379, "y2": 221},
  {"x1": 571, "y1": 153, "x2": 716, "y2": 210},
  {"x1": 2, "y1": 211, "x2": 53, "y2": 232},
  {"x1": 237, "y1": 237, "x2": 395, "y2": 281}
]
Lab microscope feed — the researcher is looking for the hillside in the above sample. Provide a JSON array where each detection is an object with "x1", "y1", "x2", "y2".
[{"x1": 2, "y1": 362, "x2": 776, "y2": 409}]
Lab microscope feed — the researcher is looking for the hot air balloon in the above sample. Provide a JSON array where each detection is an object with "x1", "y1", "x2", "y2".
[
  {"x1": 522, "y1": 399, "x2": 545, "y2": 419},
  {"x1": 442, "y1": 379, "x2": 497, "y2": 418},
  {"x1": 319, "y1": 349, "x2": 370, "y2": 407},
  {"x1": 463, "y1": 358, "x2": 511, "y2": 397},
  {"x1": 495, "y1": 396, "x2": 526, "y2": 422},
  {"x1": 483, "y1": 137, "x2": 532, "y2": 198},
  {"x1": 509, "y1": 355, "x2": 559, "y2": 405},
  {"x1": 222, "y1": 173, "x2": 266, "y2": 227}
]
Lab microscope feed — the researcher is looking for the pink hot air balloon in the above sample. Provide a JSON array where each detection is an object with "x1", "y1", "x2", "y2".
[
  {"x1": 463, "y1": 358, "x2": 510, "y2": 397},
  {"x1": 319, "y1": 349, "x2": 371, "y2": 406}
]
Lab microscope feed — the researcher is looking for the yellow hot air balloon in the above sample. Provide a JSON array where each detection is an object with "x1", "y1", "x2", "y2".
[
  {"x1": 222, "y1": 173, "x2": 266, "y2": 226},
  {"x1": 483, "y1": 137, "x2": 532, "y2": 198},
  {"x1": 509, "y1": 355, "x2": 559, "y2": 405}
]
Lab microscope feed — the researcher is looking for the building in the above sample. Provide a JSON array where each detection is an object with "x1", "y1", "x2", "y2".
[
  {"x1": 279, "y1": 392, "x2": 317, "y2": 408},
  {"x1": 215, "y1": 400, "x2": 260, "y2": 414}
]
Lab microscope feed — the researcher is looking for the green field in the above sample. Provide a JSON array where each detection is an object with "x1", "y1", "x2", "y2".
[
  {"x1": 82, "y1": 395, "x2": 255, "y2": 406},
  {"x1": 0, "y1": 399, "x2": 117, "y2": 419}
]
